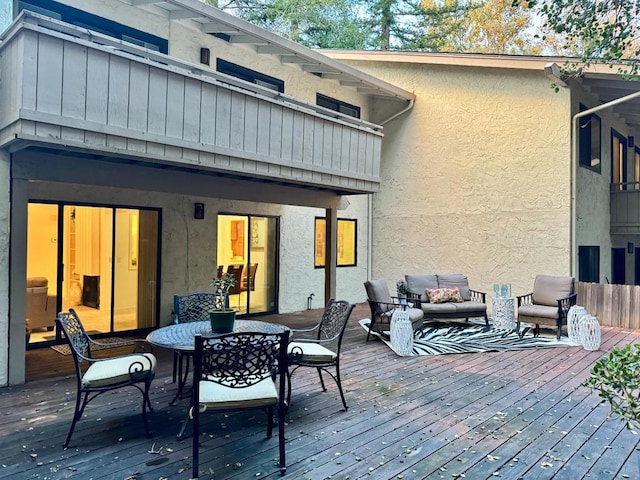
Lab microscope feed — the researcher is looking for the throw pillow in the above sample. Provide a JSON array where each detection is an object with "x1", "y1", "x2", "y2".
[{"x1": 426, "y1": 287, "x2": 463, "y2": 304}]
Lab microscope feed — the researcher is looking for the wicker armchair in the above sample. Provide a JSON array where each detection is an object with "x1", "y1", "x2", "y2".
[{"x1": 516, "y1": 275, "x2": 577, "y2": 339}]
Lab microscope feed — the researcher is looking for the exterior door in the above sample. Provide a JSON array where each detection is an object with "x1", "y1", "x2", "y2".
[
  {"x1": 611, "y1": 247, "x2": 626, "y2": 285},
  {"x1": 217, "y1": 214, "x2": 278, "y2": 316},
  {"x1": 26, "y1": 202, "x2": 159, "y2": 346}
]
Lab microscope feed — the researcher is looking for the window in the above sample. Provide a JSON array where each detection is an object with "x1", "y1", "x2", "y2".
[
  {"x1": 578, "y1": 103, "x2": 601, "y2": 173},
  {"x1": 611, "y1": 128, "x2": 628, "y2": 190},
  {"x1": 314, "y1": 218, "x2": 357, "y2": 267},
  {"x1": 578, "y1": 246, "x2": 600, "y2": 282},
  {"x1": 316, "y1": 94, "x2": 361, "y2": 119},
  {"x1": 18, "y1": 0, "x2": 168, "y2": 53},
  {"x1": 216, "y1": 58, "x2": 284, "y2": 93}
]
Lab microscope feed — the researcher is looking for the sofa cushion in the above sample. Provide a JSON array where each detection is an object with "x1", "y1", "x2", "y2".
[
  {"x1": 420, "y1": 302, "x2": 457, "y2": 315},
  {"x1": 452, "y1": 301, "x2": 487, "y2": 314},
  {"x1": 364, "y1": 278, "x2": 393, "y2": 304},
  {"x1": 532, "y1": 275, "x2": 574, "y2": 307},
  {"x1": 426, "y1": 287, "x2": 462, "y2": 304},
  {"x1": 437, "y1": 274, "x2": 471, "y2": 301},
  {"x1": 405, "y1": 274, "x2": 438, "y2": 302}
]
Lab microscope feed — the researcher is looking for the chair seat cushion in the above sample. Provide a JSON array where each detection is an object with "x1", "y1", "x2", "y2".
[
  {"x1": 288, "y1": 341, "x2": 336, "y2": 362},
  {"x1": 518, "y1": 304, "x2": 559, "y2": 320},
  {"x1": 198, "y1": 377, "x2": 277, "y2": 410},
  {"x1": 82, "y1": 353, "x2": 156, "y2": 388}
]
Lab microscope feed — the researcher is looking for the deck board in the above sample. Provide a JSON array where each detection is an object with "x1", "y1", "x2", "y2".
[{"x1": 3, "y1": 303, "x2": 639, "y2": 479}]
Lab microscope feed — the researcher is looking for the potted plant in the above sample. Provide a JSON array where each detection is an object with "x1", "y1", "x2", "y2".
[
  {"x1": 209, "y1": 271, "x2": 237, "y2": 333},
  {"x1": 396, "y1": 278, "x2": 409, "y2": 304},
  {"x1": 583, "y1": 343, "x2": 640, "y2": 473},
  {"x1": 583, "y1": 343, "x2": 640, "y2": 428}
]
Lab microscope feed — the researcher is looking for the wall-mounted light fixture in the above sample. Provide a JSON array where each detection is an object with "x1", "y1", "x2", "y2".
[
  {"x1": 629, "y1": 136, "x2": 635, "y2": 148},
  {"x1": 194, "y1": 202, "x2": 205, "y2": 220},
  {"x1": 628, "y1": 242, "x2": 634, "y2": 254},
  {"x1": 200, "y1": 48, "x2": 210, "y2": 66}
]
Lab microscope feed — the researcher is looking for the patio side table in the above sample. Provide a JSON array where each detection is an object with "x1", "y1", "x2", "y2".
[{"x1": 492, "y1": 296, "x2": 516, "y2": 331}]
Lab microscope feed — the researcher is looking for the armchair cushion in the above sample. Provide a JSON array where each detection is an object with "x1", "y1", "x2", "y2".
[
  {"x1": 364, "y1": 278, "x2": 393, "y2": 304},
  {"x1": 532, "y1": 275, "x2": 574, "y2": 306},
  {"x1": 437, "y1": 274, "x2": 471, "y2": 301},
  {"x1": 517, "y1": 304, "x2": 559, "y2": 320},
  {"x1": 405, "y1": 274, "x2": 438, "y2": 302}
]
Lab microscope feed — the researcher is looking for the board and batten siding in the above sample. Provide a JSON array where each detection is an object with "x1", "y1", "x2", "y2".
[{"x1": 0, "y1": 17, "x2": 383, "y2": 194}]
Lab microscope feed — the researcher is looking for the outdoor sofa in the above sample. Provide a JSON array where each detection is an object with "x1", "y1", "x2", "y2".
[{"x1": 405, "y1": 274, "x2": 488, "y2": 325}]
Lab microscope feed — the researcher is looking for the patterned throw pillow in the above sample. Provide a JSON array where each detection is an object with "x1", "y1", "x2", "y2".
[{"x1": 426, "y1": 287, "x2": 463, "y2": 303}]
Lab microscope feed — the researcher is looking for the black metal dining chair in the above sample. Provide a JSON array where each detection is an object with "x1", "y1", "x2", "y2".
[
  {"x1": 171, "y1": 292, "x2": 220, "y2": 403},
  {"x1": 56, "y1": 309, "x2": 155, "y2": 447},
  {"x1": 286, "y1": 299, "x2": 355, "y2": 411},
  {"x1": 191, "y1": 330, "x2": 290, "y2": 478}
]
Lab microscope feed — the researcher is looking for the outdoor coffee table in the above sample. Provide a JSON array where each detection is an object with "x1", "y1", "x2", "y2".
[{"x1": 146, "y1": 319, "x2": 289, "y2": 438}]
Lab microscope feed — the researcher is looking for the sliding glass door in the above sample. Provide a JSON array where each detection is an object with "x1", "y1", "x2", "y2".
[
  {"x1": 26, "y1": 203, "x2": 159, "y2": 346},
  {"x1": 217, "y1": 214, "x2": 278, "y2": 316}
]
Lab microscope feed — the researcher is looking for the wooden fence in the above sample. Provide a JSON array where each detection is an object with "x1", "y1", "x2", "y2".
[{"x1": 576, "y1": 282, "x2": 640, "y2": 329}]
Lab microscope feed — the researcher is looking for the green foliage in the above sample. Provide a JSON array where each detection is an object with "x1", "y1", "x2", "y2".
[
  {"x1": 517, "y1": 0, "x2": 640, "y2": 76},
  {"x1": 210, "y1": 272, "x2": 236, "y2": 294},
  {"x1": 583, "y1": 343, "x2": 640, "y2": 430}
]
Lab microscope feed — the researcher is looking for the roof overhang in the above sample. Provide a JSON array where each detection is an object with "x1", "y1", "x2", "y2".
[
  {"x1": 128, "y1": 0, "x2": 415, "y2": 103},
  {"x1": 323, "y1": 50, "x2": 640, "y2": 133}
]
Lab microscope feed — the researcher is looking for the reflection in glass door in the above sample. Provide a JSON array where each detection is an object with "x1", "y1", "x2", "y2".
[
  {"x1": 217, "y1": 214, "x2": 278, "y2": 316},
  {"x1": 26, "y1": 203, "x2": 159, "y2": 346}
]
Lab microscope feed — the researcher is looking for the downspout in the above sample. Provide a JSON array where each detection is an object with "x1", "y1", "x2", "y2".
[{"x1": 570, "y1": 89, "x2": 640, "y2": 277}]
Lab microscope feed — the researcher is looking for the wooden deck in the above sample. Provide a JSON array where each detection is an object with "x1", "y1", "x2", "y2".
[{"x1": 4, "y1": 303, "x2": 640, "y2": 480}]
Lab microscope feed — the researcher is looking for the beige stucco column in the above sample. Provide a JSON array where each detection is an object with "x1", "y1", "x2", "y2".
[{"x1": 0, "y1": 150, "x2": 10, "y2": 386}]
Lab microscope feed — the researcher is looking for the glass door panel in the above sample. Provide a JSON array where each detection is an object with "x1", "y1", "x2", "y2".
[
  {"x1": 26, "y1": 202, "x2": 159, "y2": 347},
  {"x1": 26, "y1": 203, "x2": 60, "y2": 344},
  {"x1": 217, "y1": 214, "x2": 278, "y2": 316},
  {"x1": 62, "y1": 205, "x2": 113, "y2": 335}
]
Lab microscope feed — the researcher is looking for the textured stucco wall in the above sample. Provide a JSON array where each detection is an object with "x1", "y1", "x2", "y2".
[
  {"x1": 339, "y1": 60, "x2": 572, "y2": 298},
  {"x1": 13, "y1": 175, "x2": 369, "y2": 323},
  {"x1": 0, "y1": 151, "x2": 8, "y2": 386},
  {"x1": 572, "y1": 81, "x2": 636, "y2": 283}
]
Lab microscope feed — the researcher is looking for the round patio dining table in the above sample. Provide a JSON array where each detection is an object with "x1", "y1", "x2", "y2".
[
  {"x1": 146, "y1": 319, "x2": 290, "y2": 438},
  {"x1": 146, "y1": 319, "x2": 289, "y2": 351}
]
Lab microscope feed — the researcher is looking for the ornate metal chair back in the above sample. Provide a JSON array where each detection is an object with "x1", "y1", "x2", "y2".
[{"x1": 173, "y1": 292, "x2": 220, "y2": 323}]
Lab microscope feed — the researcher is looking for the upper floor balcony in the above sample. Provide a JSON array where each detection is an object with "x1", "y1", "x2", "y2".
[
  {"x1": 611, "y1": 182, "x2": 640, "y2": 234},
  {"x1": 0, "y1": 11, "x2": 386, "y2": 195}
]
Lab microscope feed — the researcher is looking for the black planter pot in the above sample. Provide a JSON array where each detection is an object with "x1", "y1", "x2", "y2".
[{"x1": 209, "y1": 310, "x2": 236, "y2": 333}]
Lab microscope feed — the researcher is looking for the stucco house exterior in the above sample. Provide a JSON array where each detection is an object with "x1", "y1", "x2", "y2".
[
  {"x1": 0, "y1": 0, "x2": 414, "y2": 385},
  {"x1": 326, "y1": 50, "x2": 640, "y2": 299},
  {"x1": 2, "y1": 0, "x2": 640, "y2": 386}
]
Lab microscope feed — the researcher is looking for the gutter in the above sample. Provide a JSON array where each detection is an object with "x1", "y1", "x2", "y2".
[
  {"x1": 570, "y1": 89, "x2": 640, "y2": 277},
  {"x1": 380, "y1": 99, "x2": 415, "y2": 126}
]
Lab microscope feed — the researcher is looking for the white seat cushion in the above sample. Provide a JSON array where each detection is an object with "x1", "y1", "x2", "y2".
[
  {"x1": 198, "y1": 377, "x2": 277, "y2": 410},
  {"x1": 82, "y1": 353, "x2": 156, "y2": 388},
  {"x1": 288, "y1": 341, "x2": 336, "y2": 363}
]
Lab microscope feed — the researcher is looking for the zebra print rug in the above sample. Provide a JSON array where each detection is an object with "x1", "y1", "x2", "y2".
[{"x1": 359, "y1": 318, "x2": 575, "y2": 356}]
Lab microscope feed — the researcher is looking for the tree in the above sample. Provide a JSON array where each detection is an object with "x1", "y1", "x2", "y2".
[
  {"x1": 203, "y1": 0, "x2": 368, "y2": 49},
  {"x1": 518, "y1": 0, "x2": 640, "y2": 76}
]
